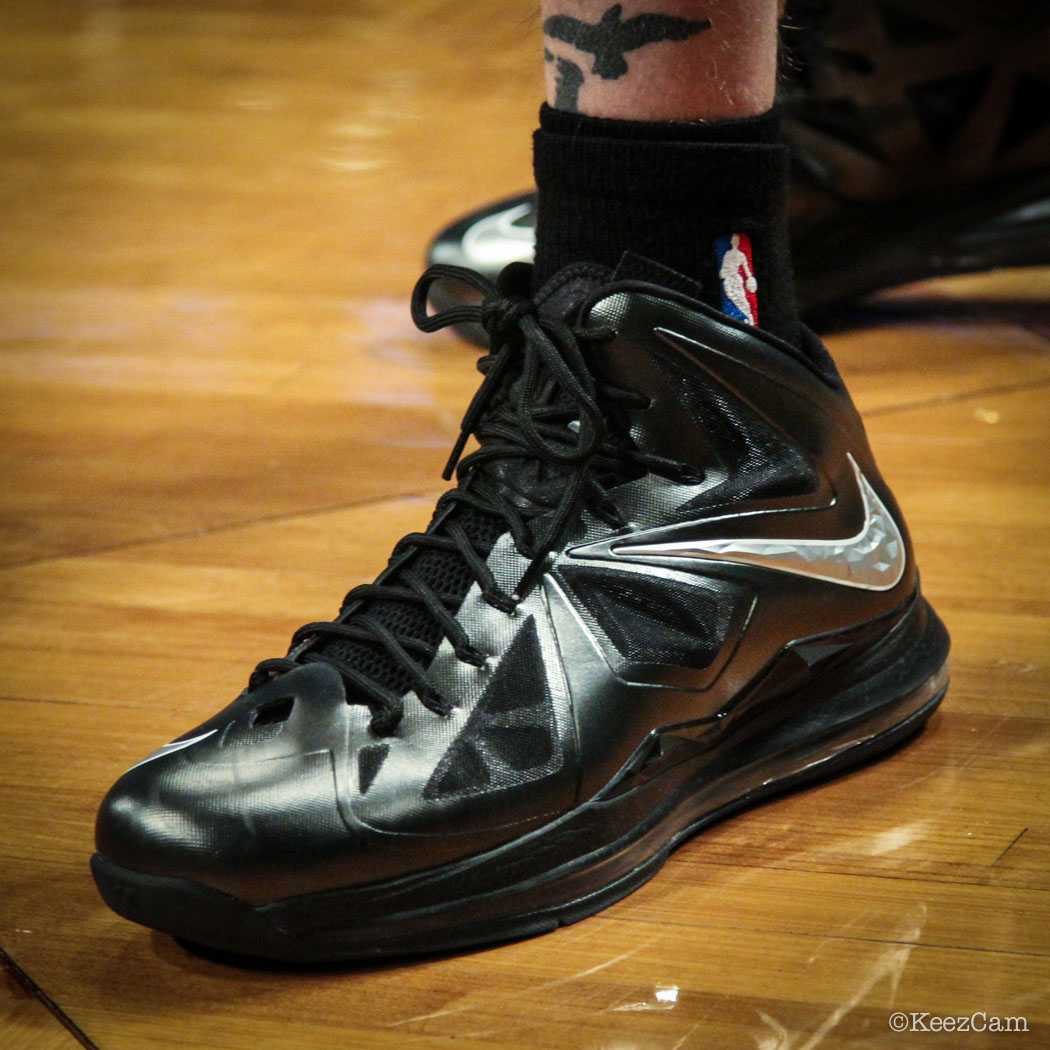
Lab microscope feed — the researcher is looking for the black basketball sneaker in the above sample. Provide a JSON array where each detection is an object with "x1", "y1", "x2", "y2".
[
  {"x1": 92, "y1": 257, "x2": 949, "y2": 963},
  {"x1": 429, "y1": 0, "x2": 1050, "y2": 330}
]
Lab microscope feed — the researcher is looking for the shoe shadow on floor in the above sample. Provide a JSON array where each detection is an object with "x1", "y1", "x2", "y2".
[{"x1": 164, "y1": 933, "x2": 494, "y2": 975}]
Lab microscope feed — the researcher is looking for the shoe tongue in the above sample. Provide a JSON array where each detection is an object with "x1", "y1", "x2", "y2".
[
  {"x1": 314, "y1": 501, "x2": 507, "y2": 704},
  {"x1": 532, "y1": 261, "x2": 612, "y2": 324},
  {"x1": 610, "y1": 251, "x2": 704, "y2": 299},
  {"x1": 467, "y1": 261, "x2": 612, "y2": 518}
]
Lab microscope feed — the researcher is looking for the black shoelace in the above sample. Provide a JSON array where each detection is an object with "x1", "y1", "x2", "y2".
[{"x1": 249, "y1": 264, "x2": 696, "y2": 735}]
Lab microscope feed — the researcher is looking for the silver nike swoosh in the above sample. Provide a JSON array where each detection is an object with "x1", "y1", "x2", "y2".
[
  {"x1": 459, "y1": 201, "x2": 536, "y2": 269},
  {"x1": 596, "y1": 456, "x2": 906, "y2": 592},
  {"x1": 124, "y1": 729, "x2": 218, "y2": 773}
]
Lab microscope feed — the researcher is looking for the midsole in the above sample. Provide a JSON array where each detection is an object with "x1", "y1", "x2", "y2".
[{"x1": 261, "y1": 595, "x2": 949, "y2": 939}]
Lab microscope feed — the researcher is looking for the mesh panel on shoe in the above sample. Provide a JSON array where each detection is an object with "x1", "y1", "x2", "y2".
[
  {"x1": 479, "y1": 724, "x2": 554, "y2": 770},
  {"x1": 671, "y1": 371, "x2": 819, "y2": 514},
  {"x1": 357, "y1": 743, "x2": 389, "y2": 794},
  {"x1": 423, "y1": 616, "x2": 560, "y2": 801},
  {"x1": 559, "y1": 564, "x2": 745, "y2": 670},
  {"x1": 316, "y1": 504, "x2": 508, "y2": 703}
]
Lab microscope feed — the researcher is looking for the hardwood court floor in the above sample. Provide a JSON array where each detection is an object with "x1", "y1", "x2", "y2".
[{"x1": 2, "y1": 2, "x2": 1049, "y2": 1048}]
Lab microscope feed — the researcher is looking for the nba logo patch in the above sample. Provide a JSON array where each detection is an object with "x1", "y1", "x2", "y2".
[{"x1": 716, "y1": 233, "x2": 758, "y2": 326}]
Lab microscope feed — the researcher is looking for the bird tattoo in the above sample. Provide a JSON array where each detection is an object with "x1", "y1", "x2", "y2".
[{"x1": 543, "y1": 4, "x2": 712, "y2": 80}]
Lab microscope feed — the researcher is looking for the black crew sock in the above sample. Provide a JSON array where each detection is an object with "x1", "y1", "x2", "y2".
[{"x1": 533, "y1": 104, "x2": 798, "y2": 345}]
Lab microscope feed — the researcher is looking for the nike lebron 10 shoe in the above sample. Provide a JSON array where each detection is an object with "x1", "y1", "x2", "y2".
[
  {"x1": 429, "y1": 0, "x2": 1050, "y2": 331},
  {"x1": 92, "y1": 257, "x2": 950, "y2": 962}
]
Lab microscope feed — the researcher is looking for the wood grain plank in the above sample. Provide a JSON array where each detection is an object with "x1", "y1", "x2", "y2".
[
  {"x1": 1, "y1": 960, "x2": 89, "y2": 1050},
  {"x1": 3, "y1": 0, "x2": 1050, "y2": 1046}
]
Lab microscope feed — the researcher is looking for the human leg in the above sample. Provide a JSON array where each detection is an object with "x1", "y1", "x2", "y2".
[
  {"x1": 533, "y1": 0, "x2": 798, "y2": 340},
  {"x1": 430, "y1": 1, "x2": 1050, "y2": 320}
]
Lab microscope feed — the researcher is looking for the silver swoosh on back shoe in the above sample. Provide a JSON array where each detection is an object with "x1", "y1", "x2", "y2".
[
  {"x1": 459, "y1": 201, "x2": 536, "y2": 269},
  {"x1": 580, "y1": 455, "x2": 906, "y2": 592}
]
